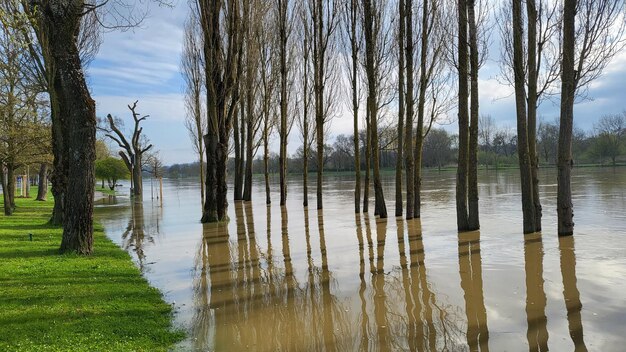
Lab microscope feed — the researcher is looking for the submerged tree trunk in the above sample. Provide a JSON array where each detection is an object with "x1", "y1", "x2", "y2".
[
  {"x1": 456, "y1": 0, "x2": 470, "y2": 231},
  {"x1": 243, "y1": 110, "x2": 253, "y2": 202},
  {"x1": 264, "y1": 120, "x2": 271, "y2": 205},
  {"x1": 363, "y1": 0, "x2": 387, "y2": 219},
  {"x1": 414, "y1": 0, "x2": 428, "y2": 219},
  {"x1": 36, "y1": 163, "x2": 48, "y2": 201},
  {"x1": 233, "y1": 106, "x2": 244, "y2": 201},
  {"x1": 557, "y1": 0, "x2": 576, "y2": 236},
  {"x1": 513, "y1": 0, "x2": 537, "y2": 234},
  {"x1": 363, "y1": 107, "x2": 371, "y2": 213},
  {"x1": 527, "y1": 0, "x2": 542, "y2": 232},
  {"x1": 395, "y1": 0, "x2": 405, "y2": 217},
  {"x1": 349, "y1": 0, "x2": 360, "y2": 213},
  {"x1": 467, "y1": 0, "x2": 480, "y2": 230},
  {"x1": 404, "y1": 0, "x2": 415, "y2": 220},
  {"x1": 279, "y1": 0, "x2": 288, "y2": 207}
]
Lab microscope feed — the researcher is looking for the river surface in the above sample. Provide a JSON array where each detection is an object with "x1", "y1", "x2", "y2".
[{"x1": 94, "y1": 168, "x2": 626, "y2": 352}]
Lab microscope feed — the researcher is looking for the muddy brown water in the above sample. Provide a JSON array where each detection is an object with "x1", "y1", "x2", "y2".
[{"x1": 94, "y1": 167, "x2": 626, "y2": 351}]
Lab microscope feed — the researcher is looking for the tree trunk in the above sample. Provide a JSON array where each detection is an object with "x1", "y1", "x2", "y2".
[
  {"x1": 264, "y1": 122, "x2": 271, "y2": 205},
  {"x1": 279, "y1": 0, "x2": 288, "y2": 207},
  {"x1": 351, "y1": 0, "x2": 361, "y2": 214},
  {"x1": 404, "y1": 0, "x2": 415, "y2": 220},
  {"x1": 513, "y1": 0, "x2": 537, "y2": 234},
  {"x1": 527, "y1": 0, "x2": 542, "y2": 231},
  {"x1": 395, "y1": 0, "x2": 406, "y2": 217},
  {"x1": 202, "y1": 132, "x2": 219, "y2": 222},
  {"x1": 36, "y1": 163, "x2": 48, "y2": 201},
  {"x1": 216, "y1": 130, "x2": 229, "y2": 220},
  {"x1": 557, "y1": 0, "x2": 576, "y2": 236},
  {"x1": 363, "y1": 0, "x2": 387, "y2": 219},
  {"x1": 233, "y1": 105, "x2": 244, "y2": 200},
  {"x1": 414, "y1": 0, "x2": 428, "y2": 220},
  {"x1": 467, "y1": 0, "x2": 480, "y2": 230},
  {"x1": 363, "y1": 107, "x2": 371, "y2": 213},
  {"x1": 38, "y1": 2, "x2": 96, "y2": 254},
  {"x1": 132, "y1": 155, "x2": 143, "y2": 197},
  {"x1": 243, "y1": 113, "x2": 253, "y2": 202},
  {"x1": 456, "y1": 0, "x2": 470, "y2": 231},
  {"x1": 49, "y1": 98, "x2": 65, "y2": 225},
  {"x1": 1, "y1": 164, "x2": 15, "y2": 215}
]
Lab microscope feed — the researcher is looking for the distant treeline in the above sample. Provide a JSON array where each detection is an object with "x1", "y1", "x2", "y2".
[{"x1": 163, "y1": 118, "x2": 624, "y2": 179}]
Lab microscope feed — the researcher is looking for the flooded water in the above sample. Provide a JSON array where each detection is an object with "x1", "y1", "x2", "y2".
[{"x1": 94, "y1": 168, "x2": 626, "y2": 352}]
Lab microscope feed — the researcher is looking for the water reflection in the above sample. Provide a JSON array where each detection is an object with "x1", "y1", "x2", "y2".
[
  {"x1": 559, "y1": 236, "x2": 588, "y2": 352},
  {"x1": 458, "y1": 231, "x2": 489, "y2": 351},
  {"x1": 524, "y1": 233, "x2": 549, "y2": 352},
  {"x1": 96, "y1": 170, "x2": 626, "y2": 351},
  {"x1": 121, "y1": 200, "x2": 154, "y2": 270}
]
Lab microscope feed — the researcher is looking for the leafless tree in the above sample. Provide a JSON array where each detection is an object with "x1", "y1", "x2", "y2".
[
  {"x1": 558, "y1": 0, "x2": 626, "y2": 236},
  {"x1": 181, "y1": 3, "x2": 206, "y2": 204},
  {"x1": 102, "y1": 101, "x2": 153, "y2": 197},
  {"x1": 310, "y1": 0, "x2": 339, "y2": 210},
  {"x1": 198, "y1": 0, "x2": 243, "y2": 222}
]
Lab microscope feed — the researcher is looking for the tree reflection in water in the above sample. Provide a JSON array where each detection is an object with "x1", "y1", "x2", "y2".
[
  {"x1": 524, "y1": 232, "x2": 549, "y2": 351},
  {"x1": 121, "y1": 200, "x2": 160, "y2": 271},
  {"x1": 458, "y1": 231, "x2": 489, "y2": 352},
  {"x1": 559, "y1": 236, "x2": 588, "y2": 352},
  {"x1": 185, "y1": 204, "x2": 589, "y2": 352}
]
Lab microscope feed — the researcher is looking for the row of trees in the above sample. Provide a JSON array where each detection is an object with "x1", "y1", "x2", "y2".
[{"x1": 184, "y1": 0, "x2": 625, "y2": 236}]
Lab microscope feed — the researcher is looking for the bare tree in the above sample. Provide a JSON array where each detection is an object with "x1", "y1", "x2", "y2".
[
  {"x1": 103, "y1": 101, "x2": 153, "y2": 197},
  {"x1": 298, "y1": 0, "x2": 315, "y2": 207},
  {"x1": 512, "y1": 0, "x2": 537, "y2": 233},
  {"x1": 395, "y1": 0, "x2": 405, "y2": 217},
  {"x1": 363, "y1": 0, "x2": 393, "y2": 218},
  {"x1": 198, "y1": 0, "x2": 243, "y2": 222},
  {"x1": 311, "y1": 0, "x2": 339, "y2": 210},
  {"x1": 558, "y1": 0, "x2": 626, "y2": 236},
  {"x1": 341, "y1": 0, "x2": 363, "y2": 213},
  {"x1": 404, "y1": 0, "x2": 415, "y2": 219},
  {"x1": 182, "y1": 3, "x2": 206, "y2": 204}
]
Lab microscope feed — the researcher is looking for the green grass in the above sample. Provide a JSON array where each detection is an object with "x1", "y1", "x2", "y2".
[{"x1": 0, "y1": 193, "x2": 184, "y2": 351}]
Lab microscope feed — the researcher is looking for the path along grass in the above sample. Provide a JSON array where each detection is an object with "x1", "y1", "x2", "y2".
[{"x1": 0, "y1": 190, "x2": 184, "y2": 351}]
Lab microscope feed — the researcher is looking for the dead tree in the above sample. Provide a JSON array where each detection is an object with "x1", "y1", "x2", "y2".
[{"x1": 104, "y1": 101, "x2": 153, "y2": 198}]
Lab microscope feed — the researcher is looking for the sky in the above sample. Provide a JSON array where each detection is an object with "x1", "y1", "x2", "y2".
[{"x1": 89, "y1": 1, "x2": 626, "y2": 165}]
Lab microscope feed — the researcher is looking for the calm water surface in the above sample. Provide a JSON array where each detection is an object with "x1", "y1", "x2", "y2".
[{"x1": 94, "y1": 168, "x2": 626, "y2": 351}]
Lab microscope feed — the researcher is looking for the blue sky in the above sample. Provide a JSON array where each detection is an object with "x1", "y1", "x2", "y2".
[{"x1": 88, "y1": 1, "x2": 626, "y2": 165}]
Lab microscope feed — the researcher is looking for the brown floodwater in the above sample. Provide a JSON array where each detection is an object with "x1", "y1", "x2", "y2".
[{"x1": 94, "y1": 167, "x2": 626, "y2": 351}]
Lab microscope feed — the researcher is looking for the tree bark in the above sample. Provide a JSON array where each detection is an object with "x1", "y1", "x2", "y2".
[
  {"x1": 513, "y1": 0, "x2": 537, "y2": 234},
  {"x1": 264, "y1": 119, "x2": 271, "y2": 205},
  {"x1": 35, "y1": 1, "x2": 97, "y2": 254},
  {"x1": 467, "y1": 0, "x2": 480, "y2": 230},
  {"x1": 363, "y1": 105, "x2": 371, "y2": 213},
  {"x1": 233, "y1": 104, "x2": 244, "y2": 201},
  {"x1": 49, "y1": 94, "x2": 64, "y2": 225},
  {"x1": 404, "y1": 0, "x2": 415, "y2": 220},
  {"x1": 363, "y1": 0, "x2": 387, "y2": 218},
  {"x1": 456, "y1": 0, "x2": 470, "y2": 231},
  {"x1": 350, "y1": 0, "x2": 360, "y2": 213},
  {"x1": 36, "y1": 163, "x2": 48, "y2": 201},
  {"x1": 414, "y1": 0, "x2": 428, "y2": 219},
  {"x1": 395, "y1": 0, "x2": 405, "y2": 218},
  {"x1": 243, "y1": 105, "x2": 253, "y2": 202},
  {"x1": 279, "y1": 0, "x2": 288, "y2": 207},
  {"x1": 527, "y1": 0, "x2": 542, "y2": 231},
  {"x1": 1, "y1": 164, "x2": 15, "y2": 215},
  {"x1": 557, "y1": 0, "x2": 576, "y2": 236}
]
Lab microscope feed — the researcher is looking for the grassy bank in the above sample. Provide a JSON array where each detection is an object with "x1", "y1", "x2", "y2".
[
  {"x1": 95, "y1": 185, "x2": 117, "y2": 196},
  {"x1": 0, "y1": 193, "x2": 184, "y2": 351}
]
